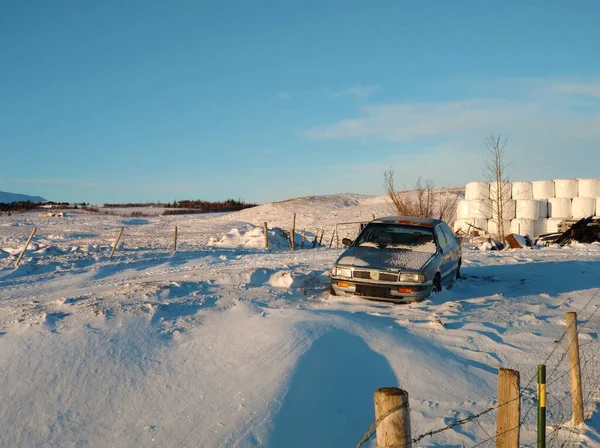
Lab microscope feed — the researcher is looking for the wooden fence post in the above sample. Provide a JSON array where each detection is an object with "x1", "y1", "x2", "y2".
[
  {"x1": 109, "y1": 227, "x2": 124, "y2": 259},
  {"x1": 566, "y1": 312, "x2": 584, "y2": 426},
  {"x1": 263, "y1": 222, "x2": 269, "y2": 250},
  {"x1": 290, "y1": 213, "x2": 296, "y2": 251},
  {"x1": 374, "y1": 387, "x2": 411, "y2": 447},
  {"x1": 312, "y1": 230, "x2": 318, "y2": 248},
  {"x1": 372, "y1": 213, "x2": 376, "y2": 220},
  {"x1": 496, "y1": 368, "x2": 520, "y2": 448},
  {"x1": 15, "y1": 227, "x2": 37, "y2": 267},
  {"x1": 329, "y1": 228, "x2": 336, "y2": 248},
  {"x1": 173, "y1": 226, "x2": 178, "y2": 252},
  {"x1": 319, "y1": 229, "x2": 324, "y2": 245}
]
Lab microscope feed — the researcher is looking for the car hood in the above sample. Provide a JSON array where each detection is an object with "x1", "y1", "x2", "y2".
[{"x1": 336, "y1": 246, "x2": 435, "y2": 271}]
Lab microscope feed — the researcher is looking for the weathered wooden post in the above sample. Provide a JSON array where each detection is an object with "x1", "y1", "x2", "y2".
[
  {"x1": 263, "y1": 222, "x2": 269, "y2": 250},
  {"x1": 109, "y1": 227, "x2": 124, "y2": 259},
  {"x1": 173, "y1": 226, "x2": 178, "y2": 252},
  {"x1": 566, "y1": 312, "x2": 584, "y2": 426},
  {"x1": 312, "y1": 230, "x2": 318, "y2": 248},
  {"x1": 15, "y1": 227, "x2": 37, "y2": 267},
  {"x1": 290, "y1": 213, "x2": 296, "y2": 251},
  {"x1": 319, "y1": 229, "x2": 324, "y2": 245},
  {"x1": 372, "y1": 213, "x2": 376, "y2": 220},
  {"x1": 374, "y1": 388, "x2": 411, "y2": 447},
  {"x1": 496, "y1": 368, "x2": 520, "y2": 448},
  {"x1": 329, "y1": 228, "x2": 336, "y2": 248}
]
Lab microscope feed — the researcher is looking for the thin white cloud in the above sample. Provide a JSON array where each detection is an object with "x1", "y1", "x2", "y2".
[
  {"x1": 3, "y1": 177, "x2": 77, "y2": 185},
  {"x1": 305, "y1": 82, "x2": 600, "y2": 143},
  {"x1": 277, "y1": 92, "x2": 291, "y2": 100},
  {"x1": 545, "y1": 80, "x2": 600, "y2": 98},
  {"x1": 303, "y1": 78, "x2": 600, "y2": 188},
  {"x1": 329, "y1": 84, "x2": 379, "y2": 100},
  {"x1": 2, "y1": 178, "x2": 205, "y2": 193}
]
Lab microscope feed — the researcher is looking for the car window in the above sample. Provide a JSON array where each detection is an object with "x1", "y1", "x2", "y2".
[
  {"x1": 354, "y1": 223, "x2": 436, "y2": 253},
  {"x1": 441, "y1": 224, "x2": 456, "y2": 247},
  {"x1": 434, "y1": 225, "x2": 449, "y2": 249}
]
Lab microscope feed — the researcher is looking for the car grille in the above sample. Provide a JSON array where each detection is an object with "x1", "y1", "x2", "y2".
[{"x1": 353, "y1": 270, "x2": 398, "y2": 282}]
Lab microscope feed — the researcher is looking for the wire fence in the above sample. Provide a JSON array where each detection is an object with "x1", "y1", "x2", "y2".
[
  {"x1": 0, "y1": 222, "x2": 342, "y2": 268},
  {"x1": 355, "y1": 288, "x2": 600, "y2": 448}
]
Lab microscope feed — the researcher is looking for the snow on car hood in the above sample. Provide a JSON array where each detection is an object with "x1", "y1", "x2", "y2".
[{"x1": 336, "y1": 247, "x2": 434, "y2": 271}]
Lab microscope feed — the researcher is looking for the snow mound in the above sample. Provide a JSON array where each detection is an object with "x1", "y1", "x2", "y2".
[{"x1": 209, "y1": 226, "x2": 312, "y2": 250}]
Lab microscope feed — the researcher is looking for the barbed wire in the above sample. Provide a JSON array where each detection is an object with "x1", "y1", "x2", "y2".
[
  {"x1": 353, "y1": 288, "x2": 600, "y2": 448},
  {"x1": 354, "y1": 401, "x2": 410, "y2": 448}
]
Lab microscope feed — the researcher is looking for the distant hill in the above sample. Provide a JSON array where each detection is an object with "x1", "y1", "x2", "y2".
[{"x1": 0, "y1": 191, "x2": 47, "y2": 204}]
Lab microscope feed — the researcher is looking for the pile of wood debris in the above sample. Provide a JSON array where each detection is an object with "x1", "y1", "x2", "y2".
[{"x1": 535, "y1": 216, "x2": 600, "y2": 246}]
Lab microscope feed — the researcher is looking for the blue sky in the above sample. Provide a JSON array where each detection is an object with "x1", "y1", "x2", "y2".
[{"x1": 1, "y1": 1, "x2": 599, "y2": 204}]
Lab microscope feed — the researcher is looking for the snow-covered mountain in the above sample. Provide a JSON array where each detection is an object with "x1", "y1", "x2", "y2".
[{"x1": 0, "y1": 191, "x2": 46, "y2": 203}]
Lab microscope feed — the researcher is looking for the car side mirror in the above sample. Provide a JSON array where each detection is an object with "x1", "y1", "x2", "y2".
[{"x1": 342, "y1": 238, "x2": 353, "y2": 247}]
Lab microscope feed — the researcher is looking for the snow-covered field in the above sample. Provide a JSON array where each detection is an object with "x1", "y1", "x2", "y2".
[{"x1": 1, "y1": 194, "x2": 599, "y2": 447}]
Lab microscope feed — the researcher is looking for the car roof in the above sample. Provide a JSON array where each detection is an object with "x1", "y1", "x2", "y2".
[{"x1": 371, "y1": 216, "x2": 444, "y2": 226}]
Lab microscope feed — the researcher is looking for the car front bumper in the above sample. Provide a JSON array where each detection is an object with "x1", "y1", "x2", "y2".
[{"x1": 330, "y1": 278, "x2": 433, "y2": 303}]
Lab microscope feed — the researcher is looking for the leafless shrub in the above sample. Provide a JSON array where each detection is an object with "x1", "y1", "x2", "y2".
[
  {"x1": 437, "y1": 188, "x2": 459, "y2": 223},
  {"x1": 385, "y1": 170, "x2": 459, "y2": 223},
  {"x1": 81, "y1": 206, "x2": 100, "y2": 213}
]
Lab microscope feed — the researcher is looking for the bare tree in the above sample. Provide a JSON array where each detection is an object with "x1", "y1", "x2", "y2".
[
  {"x1": 384, "y1": 169, "x2": 459, "y2": 222},
  {"x1": 483, "y1": 133, "x2": 513, "y2": 242}
]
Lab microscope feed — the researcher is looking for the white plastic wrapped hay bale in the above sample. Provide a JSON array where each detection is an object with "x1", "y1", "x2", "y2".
[
  {"x1": 554, "y1": 179, "x2": 578, "y2": 199},
  {"x1": 510, "y1": 218, "x2": 536, "y2": 237},
  {"x1": 489, "y1": 181, "x2": 512, "y2": 201},
  {"x1": 512, "y1": 182, "x2": 533, "y2": 200},
  {"x1": 465, "y1": 182, "x2": 490, "y2": 200},
  {"x1": 490, "y1": 199, "x2": 516, "y2": 220},
  {"x1": 578, "y1": 178, "x2": 600, "y2": 198},
  {"x1": 456, "y1": 200, "x2": 471, "y2": 219},
  {"x1": 531, "y1": 180, "x2": 555, "y2": 199},
  {"x1": 516, "y1": 199, "x2": 545, "y2": 219},
  {"x1": 537, "y1": 200, "x2": 548, "y2": 219},
  {"x1": 545, "y1": 218, "x2": 564, "y2": 234},
  {"x1": 469, "y1": 198, "x2": 492, "y2": 219},
  {"x1": 571, "y1": 197, "x2": 596, "y2": 218},
  {"x1": 535, "y1": 219, "x2": 548, "y2": 237},
  {"x1": 547, "y1": 198, "x2": 572, "y2": 218},
  {"x1": 488, "y1": 219, "x2": 510, "y2": 237}
]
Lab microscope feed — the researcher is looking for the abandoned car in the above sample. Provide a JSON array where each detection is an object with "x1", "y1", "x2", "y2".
[{"x1": 330, "y1": 216, "x2": 462, "y2": 302}]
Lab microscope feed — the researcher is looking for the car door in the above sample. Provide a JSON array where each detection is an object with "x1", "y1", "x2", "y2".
[
  {"x1": 440, "y1": 223, "x2": 460, "y2": 279},
  {"x1": 434, "y1": 225, "x2": 453, "y2": 285}
]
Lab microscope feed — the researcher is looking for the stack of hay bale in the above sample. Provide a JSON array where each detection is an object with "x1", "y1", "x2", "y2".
[{"x1": 454, "y1": 178, "x2": 600, "y2": 238}]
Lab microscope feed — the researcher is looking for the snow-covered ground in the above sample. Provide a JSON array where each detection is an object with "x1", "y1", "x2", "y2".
[{"x1": 1, "y1": 193, "x2": 599, "y2": 447}]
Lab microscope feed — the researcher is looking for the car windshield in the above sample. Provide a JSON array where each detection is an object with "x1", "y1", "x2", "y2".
[{"x1": 354, "y1": 223, "x2": 437, "y2": 253}]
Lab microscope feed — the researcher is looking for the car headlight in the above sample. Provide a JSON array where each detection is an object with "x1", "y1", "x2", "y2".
[
  {"x1": 333, "y1": 266, "x2": 352, "y2": 278},
  {"x1": 399, "y1": 273, "x2": 426, "y2": 283}
]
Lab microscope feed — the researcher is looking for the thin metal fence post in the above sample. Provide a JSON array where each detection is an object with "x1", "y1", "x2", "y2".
[{"x1": 537, "y1": 365, "x2": 546, "y2": 448}]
